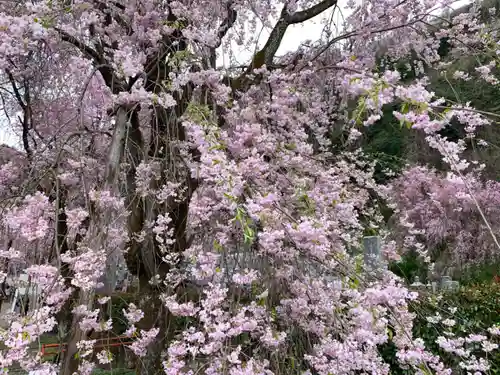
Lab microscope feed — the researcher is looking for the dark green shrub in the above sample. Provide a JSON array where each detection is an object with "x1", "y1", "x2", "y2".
[
  {"x1": 380, "y1": 282, "x2": 500, "y2": 374},
  {"x1": 457, "y1": 262, "x2": 500, "y2": 286},
  {"x1": 389, "y1": 250, "x2": 428, "y2": 283},
  {"x1": 94, "y1": 292, "x2": 138, "y2": 335}
]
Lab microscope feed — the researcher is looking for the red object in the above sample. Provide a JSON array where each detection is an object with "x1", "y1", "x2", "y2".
[
  {"x1": 40, "y1": 335, "x2": 134, "y2": 357},
  {"x1": 494, "y1": 275, "x2": 500, "y2": 284}
]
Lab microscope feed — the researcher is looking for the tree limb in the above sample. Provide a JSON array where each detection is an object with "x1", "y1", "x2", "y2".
[
  {"x1": 6, "y1": 70, "x2": 32, "y2": 158},
  {"x1": 233, "y1": 0, "x2": 338, "y2": 90},
  {"x1": 215, "y1": 1, "x2": 238, "y2": 48},
  {"x1": 287, "y1": 0, "x2": 338, "y2": 24},
  {"x1": 56, "y1": 28, "x2": 102, "y2": 62},
  {"x1": 56, "y1": 28, "x2": 125, "y2": 93},
  {"x1": 5, "y1": 69, "x2": 26, "y2": 110},
  {"x1": 93, "y1": 0, "x2": 131, "y2": 34}
]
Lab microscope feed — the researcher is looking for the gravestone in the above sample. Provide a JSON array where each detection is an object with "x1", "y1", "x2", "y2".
[
  {"x1": 10, "y1": 273, "x2": 28, "y2": 314},
  {"x1": 441, "y1": 275, "x2": 452, "y2": 290},
  {"x1": 363, "y1": 236, "x2": 387, "y2": 280},
  {"x1": 411, "y1": 276, "x2": 425, "y2": 289},
  {"x1": 450, "y1": 280, "x2": 460, "y2": 292},
  {"x1": 431, "y1": 281, "x2": 438, "y2": 293},
  {"x1": 363, "y1": 236, "x2": 381, "y2": 271}
]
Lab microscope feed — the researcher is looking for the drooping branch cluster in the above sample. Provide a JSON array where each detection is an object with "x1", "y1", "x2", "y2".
[{"x1": 0, "y1": 1, "x2": 499, "y2": 375}]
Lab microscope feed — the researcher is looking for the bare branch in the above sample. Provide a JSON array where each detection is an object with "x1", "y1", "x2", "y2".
[
  {"x1": 5, "y1": 70, "x2": 32, "y2": 158},
  {"x1": 17, "y1": 114, "x2": 32, "y2": 159},
  {"x1": 215, "y1": 1, "x2": 238, "y2": 48},
  {"x1": 93, "y1": 0, "x2": 131, "y2": 33},
  {"x1": 288, "y1": 0, "x2": 338, "y2": 24},
  {"x1": 56, "y1": 28, "x2": 125, "y2": 93},
  {"x1": 249, "y1": 6, "x2": 289, "y2": 70},
  {"x1": 235, "y1": 0, "x2": 338, "y2": 89},
  {"x1": 56, "y1": 28, "x2": 102, "y2": 62},
  {"x1": 5, "y1": 69, "x2": 26, "y2": 110}
]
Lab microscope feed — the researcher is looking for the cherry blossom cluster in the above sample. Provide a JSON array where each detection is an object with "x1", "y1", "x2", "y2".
[{"x1": 0, "y1": 0, "x2": 499, "y2": 374}]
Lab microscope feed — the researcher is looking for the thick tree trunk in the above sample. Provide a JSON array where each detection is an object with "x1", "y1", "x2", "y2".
[
  {"x1": 60, "y1": 291, "x2": 94, "y2": 375},
  {"x1": 134, "y1": 278, "x2": 169, "y2": 375},
  {"x1": 60, "y1": 106, "x2": 137, "y2": 375},
  {"x1": 122, "y1": 74, "x2": 198, "y2": 372},
  {"x1": 59, "y1": 29, "x2": 198, "y2": 370}
]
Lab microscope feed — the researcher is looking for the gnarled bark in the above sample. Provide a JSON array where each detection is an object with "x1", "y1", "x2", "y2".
[{"x1": 61, "y1": 105, "x2": 139, "y2": 375}]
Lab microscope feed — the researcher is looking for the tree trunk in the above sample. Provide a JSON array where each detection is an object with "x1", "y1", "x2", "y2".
[
  {"x1": 134, "y1": 278, "x2": 169, "y2": 375},
  {"x1": 60, "y1": 291, "x2": 94, "y2": 375},
  {"x1": 60, "y1": 106, "x2": 137, "y2": 375}
]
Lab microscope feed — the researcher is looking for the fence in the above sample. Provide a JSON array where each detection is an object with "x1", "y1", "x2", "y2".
[{"x1": 40, "y1": 335, "x2": 134, "y2": 358}]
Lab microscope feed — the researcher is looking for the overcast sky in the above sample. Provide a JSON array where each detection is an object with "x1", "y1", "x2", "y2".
[
  {"x1": 0, "y1": 119, "x2": 16, "y2": 147},
  {"x1": 0, "y1": 0, "x2": 470, "y2": 149}
]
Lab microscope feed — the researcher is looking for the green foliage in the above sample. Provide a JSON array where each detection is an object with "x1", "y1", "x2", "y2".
[
  {"x1": 361, "y1": 104, "x2": 410, "y2": 183},
  {"x1": 99, "y1": 293, "x2": 138, "y2": 335},
  {"x1": 377, "y1": 55, "x2": 418, "y2": 83},
  {"x1": 437, "y1": 37, "x2": 452, "y2": 59},
  {"x1": 361, "y1": 5, "x2": 500, "y2": 179},
  {"x1": 380, "y1": 283, "x2": 500, "y2": 374},
  {"x1": 457, "y1": 262, "x2": 500, "y2": 285},
  {"x1": 415, "y1": 283, "x2": 500, "y2": 373},
  {"x1": 432, "y1": 72, "x2": 500, "y2": 113},
  {"x1": 389, "y1": 250, "x2": 427, "y2": 283}
]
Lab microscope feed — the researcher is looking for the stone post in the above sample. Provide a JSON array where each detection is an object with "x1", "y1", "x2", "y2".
[
  {"x1": 363, "y1": 236, "x2": 385, "y2": 279},
  {"x1": 431, "y1": 281, "x2": 438, "y2": 293}
]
